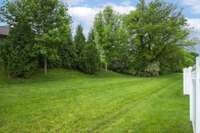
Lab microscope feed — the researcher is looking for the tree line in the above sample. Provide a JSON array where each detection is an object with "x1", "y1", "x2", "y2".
[{"x1": 0, "y1": 0, "x2": 197, "y2": 77}]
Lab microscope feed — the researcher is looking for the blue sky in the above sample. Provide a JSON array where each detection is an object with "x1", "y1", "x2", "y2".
[
  {"x1": 65, "y1": 0, "x2": 200, "y2": 53},
  {"x1": 0, "y1": 0, "x2": 200, "y2": 53},
  {"x1": 65, "y1": 0, "x2": 200, "y2": 33}
]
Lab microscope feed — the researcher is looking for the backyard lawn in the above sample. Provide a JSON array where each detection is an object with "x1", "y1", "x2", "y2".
[{"x1": 0, "y1": 69, "x2": 193, "y2": 133}]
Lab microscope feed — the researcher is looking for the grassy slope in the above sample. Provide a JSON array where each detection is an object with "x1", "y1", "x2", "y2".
[{"x1": 0, "y1": 69, "x2": 192, "y2": 133}]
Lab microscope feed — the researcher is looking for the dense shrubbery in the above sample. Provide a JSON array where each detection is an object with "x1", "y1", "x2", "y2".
[
  {"x1": 58, "y1": 29, "x2": 77, "y2": 69},
  {"x1": 0, "y1": 0, "x2": 197, "y2": 77},
  {"x1": 79, "y1": 43, "x2": 101, "y2": 74},
  {"x1": 0, "y1": 22, "x2": 37, "y2": 77}
]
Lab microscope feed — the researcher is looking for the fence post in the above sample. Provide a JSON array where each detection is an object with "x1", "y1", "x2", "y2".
[
  {"x1": 184, "y1": 68, "x2": 186, "y2": 94},
  {"x1": 188, "y1": 67, "x2": 193, "y2": 122},
  {"x1": 196, "y1": 57, "x2": 200, "y2": 133},
  {"x1": 183, "y1": 68, "x2": 188, "y2": 95},
  {"x1": 188, "y1": 67, "x2": 193, "y2": 95}
]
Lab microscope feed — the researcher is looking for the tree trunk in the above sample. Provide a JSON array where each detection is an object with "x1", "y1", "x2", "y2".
[
  {"x1": 44, "y1": 57, "x2": 47, "y2": 75},
  {"x1": 105, "y1": 63, "x2": 108, "y2": 72}
]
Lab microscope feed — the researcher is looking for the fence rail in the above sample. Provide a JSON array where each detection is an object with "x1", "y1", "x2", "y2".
[{"x1": 183, "y1": 57, "x2": 200, "y2": 133}]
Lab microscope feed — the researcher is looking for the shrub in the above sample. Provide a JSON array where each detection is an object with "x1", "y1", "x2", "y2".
[
  {"x1": 58, "y1": 44, "x2": 77, "y2": 69},
  {"x1": 79, "y1": 44, "x2": 101, "y2": 74},
  {"x1": 137, "y1": 62, "x2": 160, "y2": 77}
]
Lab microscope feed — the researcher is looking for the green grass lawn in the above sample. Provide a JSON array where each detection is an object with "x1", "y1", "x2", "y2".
[{"x1": 0, "y1": 69, "x2": 192, "y2": 133}]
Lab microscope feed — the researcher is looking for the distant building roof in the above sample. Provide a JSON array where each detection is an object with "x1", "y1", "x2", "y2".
[{"x1": 0, "y1": 26, "x2": 9, "y2": 36}]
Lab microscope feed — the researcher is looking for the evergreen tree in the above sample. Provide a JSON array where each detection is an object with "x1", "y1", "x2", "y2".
[
  {"x1": 79, "y1": 30, "x2": 101, "y2": 74},
  {"x1": 58, "y1": 28, "x2": 77, "y2": 69},
  {"x1": 0, "y1": 22, "x2": 37, "y2": 77},
  {"x1": 0, "y1": 0, "x2": 71, "y2": 76},
  {"x1": 0, "y1": 0, "x2": 37, "y2": 77},
  {"x1": 74, "y1": 24, "x2": 86, "y2": 69}
]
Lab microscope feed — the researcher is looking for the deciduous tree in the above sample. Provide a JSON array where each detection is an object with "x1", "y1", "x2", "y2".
[{"x1": 125, "y1": 0, "x2": 194, "y2": 76}]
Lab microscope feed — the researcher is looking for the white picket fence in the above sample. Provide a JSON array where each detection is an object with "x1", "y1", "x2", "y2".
[{"x1": 183, "y1": 57, "x2": 200, "y2": 133}]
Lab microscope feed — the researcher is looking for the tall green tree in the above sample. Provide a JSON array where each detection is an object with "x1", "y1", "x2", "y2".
[
  {"x1": 78, "y1": 29, "x2": 101, "y2": 74},
  {"x1": 74, "y1": 25, "x2": 86, "y2": 55},
  {"x1": 94, "y1": 6, "x2": 119, "y2": 71},
  {"x1": 108, "y1": 16, "x2": 133, "y2": 74},
  {"x1": 58, "y1": 28, "x2": 77, "y2": 69},
  {"x1": 0, "y1": 0, "x2": 37, "y2": 77},
  {"x1": 0, "y1": 0, "x2": 71, "y2": 76},
  {"x1": 31, "y1": 0, "x2": 71, "y2": 75},
  {"x1": 74, "y1": 24, "x2": 86, "y2": 69},
  {"x1": 0, "y1": 23, "x2": 37, "y2": 77},
  {"x1": 126, "y1": 0, "x2": 193, "y2": 76}
]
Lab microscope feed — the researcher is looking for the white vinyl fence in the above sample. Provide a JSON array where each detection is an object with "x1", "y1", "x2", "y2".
[{"x1": 183, "y1": 57, "x2": 200, "y2": 133}]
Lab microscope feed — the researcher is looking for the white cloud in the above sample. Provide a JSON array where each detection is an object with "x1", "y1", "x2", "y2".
[
  {"x1": 69, "y1": 7, "x2": 99, "y2": 24},
  {"x1": 182, "y1": 0, "x2": 200, "y2": 14},
  {"x1": 187, "y1": 18, "x2": 200, "y2": 54},
  {"x1": 69, "y1": 4, "x2": 135, "y2": 35},
  {"x1": 187, "y1": 18, "x2": 200, "y2": 32},
  {"x1": 104, "y1": 3, "x2": 136, "y2": 14},
  {"x1": 69, "y1": 7, "x2": 100, "y2": 35}
]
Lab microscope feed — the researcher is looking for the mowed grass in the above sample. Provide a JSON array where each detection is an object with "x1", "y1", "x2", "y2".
[{"x1": 0, "y1": 69, "x2": 192, "y2": 133}]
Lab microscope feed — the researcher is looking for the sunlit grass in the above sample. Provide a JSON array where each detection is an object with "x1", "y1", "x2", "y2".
[{"x1": 0, "y1": 69, "x2": 192, "y2": 132}]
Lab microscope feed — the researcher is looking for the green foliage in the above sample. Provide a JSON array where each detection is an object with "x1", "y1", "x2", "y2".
[
  {"x1": 94, "y1": 7, "x2": 116, "y2": 65},
  {"x1": 58, "y1": 29, "x2": 77, "y2": 69},
  {"x1": 74, "y1": 25, "x2": 86, "y2": 55},
  {"x1": 93, "y1": 6, "x2": 131, "y2": 72},
  {"x1": 0, "y1": 19, "x2": 37, "y2": 77},
  {"x1": 0, "y1": 0, "x2": 196, "y2": 77},
  {"x1": 0, "y1": 0, "x2": 71, "y2": 77},
  {"x1": 139, "y1": 61, "x2": 160, "y2": 76},
  {"x1": 107, "y1": 16, "x2": 133, "y2": 73},
  {"x1": 74, "y1": 24, "x2": 86, "y2": 69},
  {"x1": 184, "y1": 52, "x2": 198, "y2": 66},
  {"x1": 125, "y1": 0, "x2": 194, "y2": 76},
  {"x1": 0, "y1": 39, "x2": 5, "y2": 66},
  {"x1": 79, "y1": 44, "x2": 101, "y2": 74},
  {"x1": 31, "y1": 0, "x2": 71, "y2": 74},
  {"x1": 159, "y1": 48, "x2": 197, "y2": 74},
  {"x1": 78, "y1": 30, "x2": 101, "y2": 74}
]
